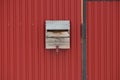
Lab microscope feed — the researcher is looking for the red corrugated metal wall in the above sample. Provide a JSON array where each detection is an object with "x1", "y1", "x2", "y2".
[
  {"x1": 0, "y1": 0, "x2": 82, "y2": 80},
  {"x1": 87, "y1": 1, "x2": 120, "y2": 80}
]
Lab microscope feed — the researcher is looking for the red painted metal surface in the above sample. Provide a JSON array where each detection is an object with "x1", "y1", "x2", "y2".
[
  {"x1": 0, "y1": 0, "x2": 82, "y2": 80},
  {"x1": 87, "y1": 2, "x2": 120, "y2": 80}
]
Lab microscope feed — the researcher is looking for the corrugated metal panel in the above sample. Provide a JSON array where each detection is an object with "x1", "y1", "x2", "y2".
[
  {"x1": 0, "y1": 0, "x2": 82, "y2": 80},
  {"x1": 87, "y1": 1, "x2": 120, "y2": 80}
]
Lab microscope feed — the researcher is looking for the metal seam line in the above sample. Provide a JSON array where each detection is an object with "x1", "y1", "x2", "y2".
[{"x1": 82, "y1": 0, "x2": 87, "y2": 80}]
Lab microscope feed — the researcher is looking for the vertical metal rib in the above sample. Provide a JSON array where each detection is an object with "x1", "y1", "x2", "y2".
[{"x1": 82, "y1": 0, "x2": 87, "y2": 80}]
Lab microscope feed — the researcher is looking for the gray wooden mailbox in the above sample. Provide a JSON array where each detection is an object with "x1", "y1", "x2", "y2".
[{"x1": 45, "y1": 20, "x2": 70, "y2": 49}]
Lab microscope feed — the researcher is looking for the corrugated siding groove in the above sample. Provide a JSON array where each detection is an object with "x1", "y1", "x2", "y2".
[
  {"x1": 87, "y1": 1, "x2": 120, "y2": 80},
  {"x1": 0, "y1": 1, "x2": 1, "y2": 79},
  {"x1": 0, "y1": 0, "x2": 81, "y2": 80}
]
